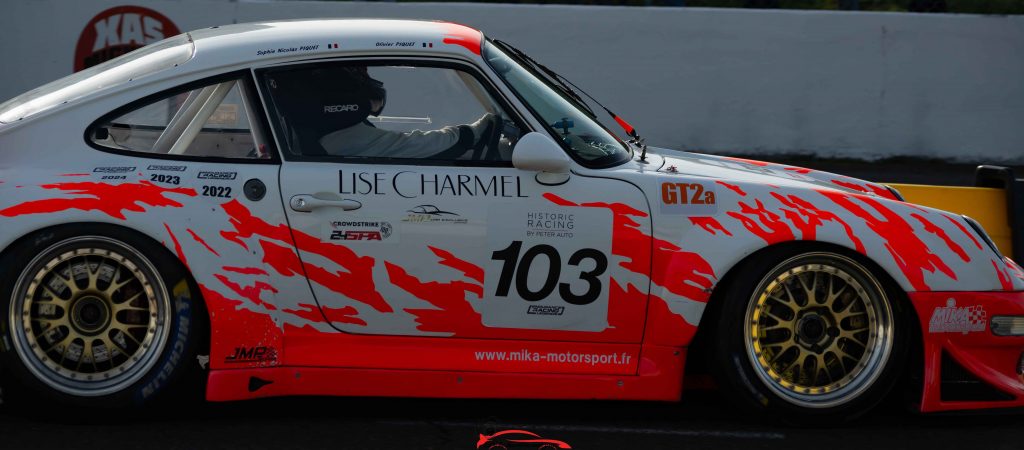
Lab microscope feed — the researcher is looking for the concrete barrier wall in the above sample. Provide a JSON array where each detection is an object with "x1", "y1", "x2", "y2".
[{"x1": 2, "y1": 0, "x2": 1022, "y2": 163}]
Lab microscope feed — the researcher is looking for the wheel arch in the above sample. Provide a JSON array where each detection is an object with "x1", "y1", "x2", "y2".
[
  {"x1": 0, "y1": 221, "x2": 212, "y2": 356},
  {"x1": 684, "y1": 240, "x2": 922, "y2": 392}
]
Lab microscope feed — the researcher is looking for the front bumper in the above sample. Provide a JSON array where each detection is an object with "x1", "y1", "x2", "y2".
[{"x1": 911, "y1": 291, "x2": 1024, "y2": 412}]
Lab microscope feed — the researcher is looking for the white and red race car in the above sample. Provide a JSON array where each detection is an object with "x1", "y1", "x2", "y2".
[{"x1": 0, "y1": 19, "x2": 1022, "y2": 421}]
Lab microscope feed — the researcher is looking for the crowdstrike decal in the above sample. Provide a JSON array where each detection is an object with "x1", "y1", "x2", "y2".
[
  {"x1": 328, "y1": 220, "x2": 395, "y2": 241},
  {"x1": 928, "y1": 298, "x2": 986, "y2": 335}
]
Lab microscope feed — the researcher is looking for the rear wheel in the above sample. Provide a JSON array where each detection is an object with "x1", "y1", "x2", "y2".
[
  {"x1": 714, "y1": 248, "x2": 907, "y2": 423},
  {"x1": 0, "y1": 226, "x2": 203, "y2": 407}
]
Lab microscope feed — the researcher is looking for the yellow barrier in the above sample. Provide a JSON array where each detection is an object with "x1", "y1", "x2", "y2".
[{"x1": 887, "y1": 183, "x2": 1012, "y2": 257}]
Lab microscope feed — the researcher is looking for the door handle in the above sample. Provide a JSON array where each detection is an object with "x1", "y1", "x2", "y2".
[{"x1": 289, "y1": 195, "x2": 362, "y2": 212}]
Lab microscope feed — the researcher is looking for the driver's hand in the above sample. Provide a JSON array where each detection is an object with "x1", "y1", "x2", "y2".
[{"x1": 467, "y1": 113, "x2": 498, "y2": 145}]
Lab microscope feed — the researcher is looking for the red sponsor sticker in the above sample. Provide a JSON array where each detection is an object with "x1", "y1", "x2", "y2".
[{"x1": 74, "y1": 5, "x2": 180, "y2": 72}]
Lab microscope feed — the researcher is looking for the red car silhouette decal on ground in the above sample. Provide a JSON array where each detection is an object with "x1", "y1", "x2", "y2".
[{"x1": 477, "y1": 429, "x2": 572, "y2": 449}]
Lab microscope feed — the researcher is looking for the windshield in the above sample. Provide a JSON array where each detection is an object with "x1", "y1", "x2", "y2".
[
  {"x1": 0, "y1": 34, "x2": 194, "y2": 124},
  {"x1": 483, "y1": 40, "x2": 631, "y2": 167}
]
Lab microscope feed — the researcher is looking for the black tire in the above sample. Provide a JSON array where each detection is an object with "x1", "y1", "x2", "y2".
[
  {"x1": 0, "y1": 224, "x2": 205, "y2": 409},
  {"x1": 712, "y1": 246, "x2": 908, "y2": 424}
]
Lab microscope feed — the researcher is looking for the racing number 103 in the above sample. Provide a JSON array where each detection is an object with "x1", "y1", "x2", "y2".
[{"x1": 491, "y1": 241, "x2": 608, "y2": 305}]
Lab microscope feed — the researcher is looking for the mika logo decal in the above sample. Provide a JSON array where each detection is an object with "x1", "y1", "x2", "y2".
[
  {"x1": 329, "y1": 220, "x2": 394, "y2": 241},
  {"x1": 198, "y1": 171, "x2": 237, "y2": 180},
  {"x1": 74, "y1": 6, "x2": 180, "y2": 72},
  {"x1": 402, "y1": 205, "x2": 468, "y2": 224},
  {"x1": 477, "y1": 429, "x2": 571, "y2": 449},
  {"x1": 929, "y1": 298, "x2": 986, "y2": 334}
]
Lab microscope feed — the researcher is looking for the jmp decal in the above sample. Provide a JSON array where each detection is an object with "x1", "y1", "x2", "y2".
[
  {"x1": 225, "y1": 346, "x2": 277, "y2": 363},
  {"x1": 660, "y1": 181, "x2": 717, "y2": 214},
  {"x1": 929, "y1": 298, "x2": 986, "y2": 334}
]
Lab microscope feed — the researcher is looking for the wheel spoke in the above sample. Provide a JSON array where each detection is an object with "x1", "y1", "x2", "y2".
[
  {"x1": 112, "y1": 292, "x2": 147, "y2": 314},
  {"x1": 85, "y1": 257, "x2": 101, "y2": 290},
  {"x1": 778, "y1": 350, "x2": 802, "y2": 376},
  {"x1": 119, "y1": 329, "x2": 142, "y2": 347},
  {"x1": 763, "y1": 307, "x2": 795, "y2": 329},
  {"x1": 781, "y1": 281, "x2": 798, "y2": 306},
  {"x1": 40, "y1": 286, "x2": 69, "y2": 303},
  {"x1": 42, "y1": 333, "x2": 72, "y2": 354},
  {"x1": 49, "y1": 273, "x2": 75, "y2": 294},
  {"x1": 32, "y1": 315, "x2": 70, "y2": 333},
  {"x1": 104, "y1": 268, "x2": 133, "y2": 297},
  {"x1": 105, "y1": 334, "x2": 133, "y2": 357},
  {"x1": 817, "y1": 354, "x2": 833, "y2": 384}
]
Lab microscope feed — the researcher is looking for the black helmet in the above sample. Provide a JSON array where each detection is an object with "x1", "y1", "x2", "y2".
[{"x1": 347, "y1": 66, "x2": 386, "y2": 116}]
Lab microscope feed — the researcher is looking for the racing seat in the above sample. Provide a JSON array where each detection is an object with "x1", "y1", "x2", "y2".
[{"x1": 266, "y1": 70, "x2": 372, "y2": 157}]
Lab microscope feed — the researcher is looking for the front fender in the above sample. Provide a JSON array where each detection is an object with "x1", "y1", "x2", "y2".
[{"x1": 636, "y1": 175, "x2": 1024, "y2": 346}]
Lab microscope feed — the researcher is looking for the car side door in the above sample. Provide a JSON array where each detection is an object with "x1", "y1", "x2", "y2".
[{"x1": 259, "y1": 58, "x2": 651, "y2": 347}]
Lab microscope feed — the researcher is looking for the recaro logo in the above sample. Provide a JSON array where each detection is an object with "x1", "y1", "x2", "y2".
[{"x1": 324, "y1": 104, "x2": 360, "y2": 113}]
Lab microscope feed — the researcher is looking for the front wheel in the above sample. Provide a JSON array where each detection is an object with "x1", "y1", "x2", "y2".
[
  {"x1": 0, "y1": 226, "x2": 203, "y2": 408},
  {"x1": 714, "y1": 249, "x2": 908, "y2": 423}
]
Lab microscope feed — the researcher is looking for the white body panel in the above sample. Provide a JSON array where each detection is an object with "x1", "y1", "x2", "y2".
[{"x1": 1, "y1": 20, "x2": 1021, "y2": 376}]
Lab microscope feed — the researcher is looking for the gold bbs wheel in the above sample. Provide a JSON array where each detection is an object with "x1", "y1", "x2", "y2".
[
  {"x1": 9, "y1": 236, "x2": 171, "y2": 397},
  {"x1": 743, "y1": 253, "x2": 895, "y2": 409}
]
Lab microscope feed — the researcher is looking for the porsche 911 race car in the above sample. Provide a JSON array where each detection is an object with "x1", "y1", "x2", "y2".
[{"x1": 0, "y1": 19, "x2": 1022, "y2": 422}]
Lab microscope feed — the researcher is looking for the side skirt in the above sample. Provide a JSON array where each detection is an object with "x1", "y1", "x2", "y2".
[{"x1": 206, "y1": 345, "x2": 685, "y2": 402}]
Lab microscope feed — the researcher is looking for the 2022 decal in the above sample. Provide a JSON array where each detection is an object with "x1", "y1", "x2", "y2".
[{"x1": 201, "y1": 185, "x2": 232, "y2": 198}]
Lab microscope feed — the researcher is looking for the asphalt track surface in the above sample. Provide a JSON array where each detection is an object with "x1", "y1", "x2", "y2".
[
  {"x1": 0, "y1": 391, "x2": 1022, "y2": 450},
  {"x1": 1, "y1": 160, "x2": 1023, "y2": 450}
]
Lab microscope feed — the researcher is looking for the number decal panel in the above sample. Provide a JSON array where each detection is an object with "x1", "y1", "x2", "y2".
[
  {"x1": 483, "y1": 206, "x2": 614, "y2": 331},
  {"x1": 202, "y1": 185, "x2": 232, "y2": 198}
]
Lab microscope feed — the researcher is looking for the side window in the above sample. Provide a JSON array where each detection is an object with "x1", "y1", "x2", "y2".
[
  {"x1": 90, "y1": 78, "x2": 269, "y2": 160},
  {"x1": 259, "y1": 63, "x2": 523, "y2": 164}
]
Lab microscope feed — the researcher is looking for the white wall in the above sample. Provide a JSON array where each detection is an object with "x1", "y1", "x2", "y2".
[{"x1": 2, "y1": 0, "x2": 1022, "y2": 163}]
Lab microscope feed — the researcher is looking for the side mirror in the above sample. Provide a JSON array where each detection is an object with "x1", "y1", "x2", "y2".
[{"x1": 512, "y1": 132, "x2": 571, "y2": 185}]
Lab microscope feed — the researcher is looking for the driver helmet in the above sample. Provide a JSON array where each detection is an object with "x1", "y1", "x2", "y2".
[{"x1": 343, "y1": 66, "x2": 386, "y2": 116}]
